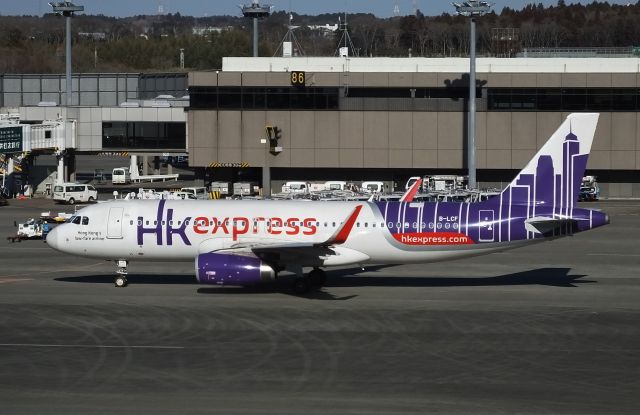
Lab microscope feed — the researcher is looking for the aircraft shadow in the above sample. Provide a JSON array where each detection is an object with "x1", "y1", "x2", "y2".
[
  {"x1": 325, "y1": 267, "x2": 593, "y2": 288},
  {"x1": 56, "y1": 267, "x2": 593, "y2": 300}
]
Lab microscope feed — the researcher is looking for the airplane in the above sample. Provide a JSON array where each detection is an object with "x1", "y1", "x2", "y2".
[{"x1": 46, "y1": 113, "x2": 609, "y2": 294}]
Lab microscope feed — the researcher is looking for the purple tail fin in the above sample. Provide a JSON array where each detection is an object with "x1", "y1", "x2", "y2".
[{"x1": 500, "y1": 113, "x2": 599, "y2": 214}]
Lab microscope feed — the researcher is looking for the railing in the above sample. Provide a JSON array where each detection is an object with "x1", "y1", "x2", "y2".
[{"x1": 519, "y1": 46, "x2": 638, "y2": 58}]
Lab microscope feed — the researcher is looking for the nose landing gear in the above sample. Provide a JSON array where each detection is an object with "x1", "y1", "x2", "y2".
[{"x1": 114, "y1": 260, "x2": 128, "y2": 287}]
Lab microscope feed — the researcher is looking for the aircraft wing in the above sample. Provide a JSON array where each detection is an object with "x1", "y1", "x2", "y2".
[{"x1": 199, "y1": 205, "x2": 368, "y2": 266}]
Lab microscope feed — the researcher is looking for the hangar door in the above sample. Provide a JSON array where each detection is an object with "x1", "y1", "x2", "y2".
[{"x1": 107, "y1": 207, "x2": 124, "y2": 239}]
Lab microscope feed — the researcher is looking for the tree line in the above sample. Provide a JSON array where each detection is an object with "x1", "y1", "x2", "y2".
[{"x1": 1, "y1": 1, "x2": 640, "y2": 73}]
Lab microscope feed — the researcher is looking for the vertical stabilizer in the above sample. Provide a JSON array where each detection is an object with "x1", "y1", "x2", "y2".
[{"x1": 501, "y1": 113, "x2": 599, "y2": 213}]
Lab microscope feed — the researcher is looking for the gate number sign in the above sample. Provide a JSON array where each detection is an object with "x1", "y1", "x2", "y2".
[{"x1": 290, "y1": 71, "x2": 305, "y2": 87}]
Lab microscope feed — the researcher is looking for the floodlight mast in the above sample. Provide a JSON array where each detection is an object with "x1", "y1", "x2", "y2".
[
  {"x1": 453, "y1": 1, "x2": 492, "y2": 190},
  {"x1": 49, "y1": 2, "x2": 84, "y2": 107},
  {"x1": 241, "y1": 0, "x2": 272, "y2": 57}
]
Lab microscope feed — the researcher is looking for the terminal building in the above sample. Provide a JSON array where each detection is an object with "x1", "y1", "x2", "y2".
[
  {"x1": 2, "y1": 57, "x2": 640, "y2": 197},
  {"x1": 188, "y1": 57, "x2": 640, "y2": 197},
  {"x1": 0, "y1": 73, "x2": 187, "y2": 195}
]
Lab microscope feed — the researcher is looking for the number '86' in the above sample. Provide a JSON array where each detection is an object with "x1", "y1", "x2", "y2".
[{"x1": 292, "y1": 72, "x2": 304, "y2": 84}]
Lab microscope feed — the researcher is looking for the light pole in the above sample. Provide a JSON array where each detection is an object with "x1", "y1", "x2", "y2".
[
  {"x1": 453, "y1": 1, "x2": 492, "y2": 190},
  {"x1": 49, "y1": 2, "x2": 84, "y2": 106},
  {"x1": 50, "y1": 2, "x2": 83, "y2": 184},
  {"x1": 241, "y1": 0, "x2": 271, "y2": 57}
]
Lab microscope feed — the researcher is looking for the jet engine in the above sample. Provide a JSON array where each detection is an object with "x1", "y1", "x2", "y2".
[{"x1": 195, "y1": 252, "x2": 276, "y2": 286}]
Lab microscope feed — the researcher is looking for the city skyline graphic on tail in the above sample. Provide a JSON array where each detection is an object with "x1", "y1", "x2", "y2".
[{"x1": 376, "y1": 113, "x2": 605, "y2": 247}]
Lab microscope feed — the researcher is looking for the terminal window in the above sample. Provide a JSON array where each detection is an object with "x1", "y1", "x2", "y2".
[
  {"x1": 102, "y1": 122, "x2": 185, "y2": 149},
  {"x1": 488, "y1": 87, "x2": 640, "y2": 111},
  {"x1": 190, "y1": 86, "x2": 339, "y2": 110}
]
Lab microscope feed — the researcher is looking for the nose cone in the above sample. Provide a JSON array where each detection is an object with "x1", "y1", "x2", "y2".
[{"x1": 46, "y1": 227, "x2": 59, "y2": 251}]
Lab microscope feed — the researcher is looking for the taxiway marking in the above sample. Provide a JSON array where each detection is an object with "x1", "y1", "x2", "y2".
[{"x1": 0, "y1": 343, "x2": 185, "y2": 350}]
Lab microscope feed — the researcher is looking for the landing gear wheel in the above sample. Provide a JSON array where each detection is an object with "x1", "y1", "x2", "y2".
[
  {"x1": 115, "y1": 276, "x2": 128, "y2": 287},
  {"x1": 308, "y1": 268, "x2": 327, "y2": 287},
  {"x1": 114, "y1": 260, "x2": 129, "y2": 287},
  {"x1": 292, "y1": 277, "x2": 311, "y2": 295}
]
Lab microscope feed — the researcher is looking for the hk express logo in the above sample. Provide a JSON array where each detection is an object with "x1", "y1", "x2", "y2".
[{"x1": 137, "y1": 200, "x2": 317, "y2": 246}]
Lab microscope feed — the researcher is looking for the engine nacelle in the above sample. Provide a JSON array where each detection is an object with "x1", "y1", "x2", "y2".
[{"x1": 195, "y1": 252, "x2": 276, "y2": 286}]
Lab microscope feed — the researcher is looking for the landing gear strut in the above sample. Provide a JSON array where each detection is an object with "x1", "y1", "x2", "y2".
[
  {"x1": 115, "y1": 260, "x2": 128, "y2": 287},
  {"x1": 308, "y1": 268, "x2": 327, "y2": 287},
  {"x1": 291, "y1": 268, "x2": 327, "y2": 295}
]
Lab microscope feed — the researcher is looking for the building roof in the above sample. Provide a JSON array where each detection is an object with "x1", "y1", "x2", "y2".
[{"x1": 222, "y1": 57, "x2": 640, "y2": 73}]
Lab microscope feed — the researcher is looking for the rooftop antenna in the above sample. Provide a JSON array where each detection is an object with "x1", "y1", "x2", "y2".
[
  {"x1": 335, "y1": 11, "x2": 358, "y2": 57},
  {"x1": 273, "y1": 11, "x2": 305, "y2": 57},
  {"x1": 241, "y1": 0, "x2": 272, "y2": 57},
  {"x1": 157, "y1": 0, "x2": 165, "y2": 15}
]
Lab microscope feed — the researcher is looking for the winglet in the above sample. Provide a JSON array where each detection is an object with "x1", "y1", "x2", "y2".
[
  {"x1": 400, "y1": 178, "x2": 422, "y2": 202},
  {"x1": 322, "y1": 205, "x2": 363, "y2": 245}
]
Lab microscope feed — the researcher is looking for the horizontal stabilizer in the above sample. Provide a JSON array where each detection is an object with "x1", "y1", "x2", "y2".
[{"x1": 524, "y1": 217, "x2": 578, "y2": 235}]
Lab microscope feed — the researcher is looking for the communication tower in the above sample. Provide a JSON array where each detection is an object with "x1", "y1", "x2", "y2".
[
  {"x1": 274, "y1": 13, "x2": 305, "y2": 57},
  {"x1": 334, "y1": 13, "x2": 358, "y2": 57}
]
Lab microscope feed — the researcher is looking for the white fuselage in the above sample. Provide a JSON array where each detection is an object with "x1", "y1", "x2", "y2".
[{"x1": 47, "y1": 199, "x2": 535, "y2": 267}]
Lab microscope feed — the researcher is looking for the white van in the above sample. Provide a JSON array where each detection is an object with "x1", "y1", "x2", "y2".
[
  {"x1": 112, "y1": 167, "x2": 130, "y2": 184},
  {"x1": 180, "y1": 187, "x2": 208, "y2": 199},
  {"x1": 53, "y1": 183, "x2": 98, "y2": 205}
]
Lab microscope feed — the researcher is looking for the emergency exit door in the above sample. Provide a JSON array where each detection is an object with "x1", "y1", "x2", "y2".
[
  {"x1": 107, "y1": 207, "x2": 124, "y2": 239},
  {"x1": 478, "y1": 210, "x2": 495, "y2": 242}
]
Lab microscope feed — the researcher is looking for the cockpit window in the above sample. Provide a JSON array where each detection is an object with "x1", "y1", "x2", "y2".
[
  {"x1": 71, "y1": 216, "x2": 81, "y2": 225},
  {"x1": 82, "y1": 217, "x2": 89, "y2": 225}
]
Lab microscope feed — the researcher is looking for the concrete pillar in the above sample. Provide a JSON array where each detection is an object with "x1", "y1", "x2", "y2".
[
  {"x1": 167, "y1": 164, "x2": 172, "y2": 175},
  {"x1": 68, "y1": 153, "x2": 76, "y2": 183},
  {"x1": 56, "y1": 156, "x2": 64, "y2": 185},
  {"x1": 129, "y1": 155, "x2": 138, "y2": 173},
  {"x1": 63, "y1": 155, "x2": 69, "y2": 183},
  {"x1": 262, "y1": 165, "x2": 271, "y2": 196},
  {"x1": 153, "y1": 156, "x2": 160, "y2": 175},
  {"x1": 142, "y1": 155, "x2": 149, "y2": 176}
]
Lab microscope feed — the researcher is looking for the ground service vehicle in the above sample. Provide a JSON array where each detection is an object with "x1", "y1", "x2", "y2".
[
  {"x1": 180, "y1": 187, "x2": 208, "y2": 200},
  {"x1": 361, "y1": 181, "x2": 385, "y2": 194},
  {"x1": 112, "y1": 167, "x2": 130, "y2": 184},
  {"x1": 52, "y1": 183, "x2": 98, "y2": 205}
]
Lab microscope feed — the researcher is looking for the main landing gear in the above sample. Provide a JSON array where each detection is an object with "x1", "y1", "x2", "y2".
[
  {"x1": 291, "y1": 268, "x2": 327, "y2": 295},
  {"x1": 114, "y1": 260, "x2": 128, "y2": 287}
]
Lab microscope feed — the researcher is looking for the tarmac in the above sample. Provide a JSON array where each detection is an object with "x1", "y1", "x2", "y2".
[{"x1": 0, "y1": 198, "x2": 639, "y2": 414}]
